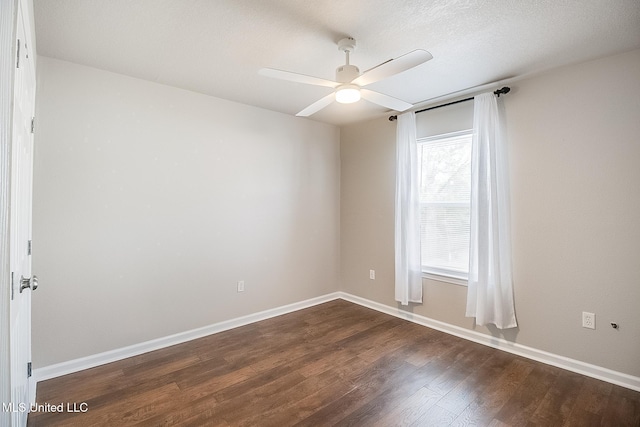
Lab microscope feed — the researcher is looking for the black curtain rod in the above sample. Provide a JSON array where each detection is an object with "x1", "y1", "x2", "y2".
[{"x1": 388, "y1": 86, "x2": 511, "y2": 121}]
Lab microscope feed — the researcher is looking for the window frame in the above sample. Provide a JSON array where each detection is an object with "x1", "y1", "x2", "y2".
[{"x1": 417, "y1": 129, "x2": 473, "y2": 286}]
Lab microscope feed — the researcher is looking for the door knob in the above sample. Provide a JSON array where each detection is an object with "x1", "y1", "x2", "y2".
[{"x1": 19, "y1": 275, "x2": 38, "y2": 293}]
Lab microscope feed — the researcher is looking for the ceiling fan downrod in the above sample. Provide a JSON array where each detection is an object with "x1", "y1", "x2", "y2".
[{"x1": 336, "y1": 37, "x2": 359, "y2": 83}]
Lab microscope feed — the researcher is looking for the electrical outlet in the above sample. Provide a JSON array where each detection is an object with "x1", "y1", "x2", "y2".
[
  {"x1": 237, "y1": 281, "x2": 245, "y2": 292},
  {"x1": 582, "y1": 311, "x2": 595, "y2": 329},
  {"x1": 369, "y1": 270, "x2": 375, "y2": 280}
]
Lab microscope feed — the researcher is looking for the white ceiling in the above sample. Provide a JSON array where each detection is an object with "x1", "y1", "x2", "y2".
[{"x1": 34, "y1": 0, "x2": 640, "y2": 126}]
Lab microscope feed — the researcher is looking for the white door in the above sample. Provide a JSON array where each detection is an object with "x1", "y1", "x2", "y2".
[{"x1": 9, "y1": 3, "x2": 36, "y2": 426}]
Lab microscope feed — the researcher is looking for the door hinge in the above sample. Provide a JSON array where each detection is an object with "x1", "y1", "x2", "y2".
[
  {"x1": 11, "y1": 272, "x2": 14, "y2": 300},
  {"x1": 31, "y1": 117, "x2": 35, "y2": 134},
  {"x1": 28, "y1": 240, "x2": 32, "y2": 255},
  {"x1": 27, "y1": 362, "x2": 32, "y2": 378},
  {"x1": 16, "y1": 39, "x2": 20, "y2": 68}
]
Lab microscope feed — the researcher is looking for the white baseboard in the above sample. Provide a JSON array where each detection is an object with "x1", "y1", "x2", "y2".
[
  {"x1": 34, "y1": 292, "x2": 341, "y2": 382},
  {"x1": 338, "y1": 292, "x2": 640, "y2": 392},
  {"x1": 34, "y1": 290, "x2": 640, "y2": 393}
]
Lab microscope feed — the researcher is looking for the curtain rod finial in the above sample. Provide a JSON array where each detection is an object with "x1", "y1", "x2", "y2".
[{"x1": 495, "y1": 87, "x2": 511, "y2": 97}]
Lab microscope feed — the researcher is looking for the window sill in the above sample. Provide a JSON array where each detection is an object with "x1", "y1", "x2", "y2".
[{"x1": 422, "y1": 271, "x2": 468, "y2": 287}]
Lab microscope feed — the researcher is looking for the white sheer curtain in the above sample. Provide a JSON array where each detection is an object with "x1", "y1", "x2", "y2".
[
  {"x1": 466, "y1": 92, "x2": 517, "y2": 328},
  {"x1": 395, "y1": 111, "x2": 422, "y2": 306}
]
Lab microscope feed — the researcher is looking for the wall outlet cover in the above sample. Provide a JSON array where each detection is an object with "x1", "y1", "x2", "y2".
[{"x1": 582, "y1": 311, "x2": 595, "y2": 329}]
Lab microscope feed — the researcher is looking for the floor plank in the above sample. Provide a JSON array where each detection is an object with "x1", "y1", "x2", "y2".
[{"x1": 28, "y1": 300, "x2": 640, "y2": 427}]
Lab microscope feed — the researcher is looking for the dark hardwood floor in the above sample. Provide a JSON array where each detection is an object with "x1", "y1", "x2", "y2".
[{"x1": 28, "y1": 300, "x2": 640, "y2": 426}]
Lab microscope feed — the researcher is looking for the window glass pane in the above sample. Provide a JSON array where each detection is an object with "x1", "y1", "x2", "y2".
[
  {"x1": 418, "y1": 132, "x2": 472, "y2": 275},
  {"x1": 419, "y1": 134, "x2": 471, "y2": 203}
]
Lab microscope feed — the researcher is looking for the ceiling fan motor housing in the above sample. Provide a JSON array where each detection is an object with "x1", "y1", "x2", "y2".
[{"x1": 336, "y1": 64, "x2": 360, "y2": 83}]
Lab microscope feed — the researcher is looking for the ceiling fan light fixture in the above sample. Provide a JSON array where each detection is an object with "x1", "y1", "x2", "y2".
[{"x1": 335, "y1": 84, "x2": 361, "y2": 104}]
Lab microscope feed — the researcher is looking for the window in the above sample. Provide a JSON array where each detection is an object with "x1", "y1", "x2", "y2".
[{"x1": 418, "y1": 130, "x2": 472, "y2": 284}]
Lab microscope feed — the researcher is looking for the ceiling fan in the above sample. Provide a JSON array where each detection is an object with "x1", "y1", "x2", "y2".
[{"x1": 259, "y1": 37, "x2": 433, "y2": 117}]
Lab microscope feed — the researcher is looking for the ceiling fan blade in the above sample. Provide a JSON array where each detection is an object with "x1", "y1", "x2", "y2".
[
  {"x1": 352, "y1": 50, "x2": 433, "y2": 87},
  {"x1": 296, "y1": 93, "x2": 336, "y2": 117},
  {"x1": 259, "y1": 68, "x2": 338, "y2": 88},
  {"x1": 360, "y1": 89, "x2": 413, "y2": 112}
]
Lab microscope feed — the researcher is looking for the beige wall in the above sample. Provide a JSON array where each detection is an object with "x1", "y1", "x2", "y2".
[
  {"x1": 340, "y1": 49, "x2": 640, "y2": 377},
  {"x1": 32, "y1": 57, "x2": 341, "y2": 368}
]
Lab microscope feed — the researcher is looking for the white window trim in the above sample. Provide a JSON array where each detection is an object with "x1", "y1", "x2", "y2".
[
  {"x1": 422, "y1": 270, "x2": 468, "y2": 286},
  {"x1": 418, "y1": 129, "x2": 472, "y2": 287}
]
